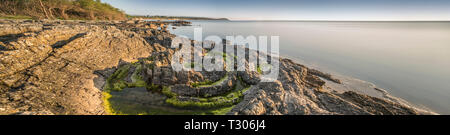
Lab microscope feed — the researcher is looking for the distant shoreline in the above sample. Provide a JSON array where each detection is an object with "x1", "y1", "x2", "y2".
[
  {"x1": 128, "y1": 15, "x2": 229, "y2": 21},
  {"x1": 227, "y1": 20, "x2": 450, "y2": 22}
]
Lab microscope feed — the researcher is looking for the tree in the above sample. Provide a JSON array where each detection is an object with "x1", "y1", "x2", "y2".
[
  {"x1": 77, "y1": 0, "x2": 97, "y2": 20},
  {"x1": 0, "y1": 0, "x2": 126, "y2": 20},
  {"x1": 38, "y1": 0, "x2": 50, "y2": 19},
  {"x1": 50, "y1": 0, "x2": 73, "y2": 20},
  {"x1": 59, "y1": 0, "x2": 73, "y2": 19}
]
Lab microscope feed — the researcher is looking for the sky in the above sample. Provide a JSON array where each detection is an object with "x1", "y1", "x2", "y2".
[{"x1": 102, "y1": 0, "x2": 450, "y2": 21}]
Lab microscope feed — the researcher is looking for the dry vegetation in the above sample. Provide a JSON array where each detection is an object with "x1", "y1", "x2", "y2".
[{"x1": 0, "y1": 0, "x2": 126, "y2": 20}]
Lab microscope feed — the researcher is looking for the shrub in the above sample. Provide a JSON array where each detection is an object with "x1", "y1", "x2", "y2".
[{"x1": 0, "y1": 0, "x2": 126, "y2": 20}]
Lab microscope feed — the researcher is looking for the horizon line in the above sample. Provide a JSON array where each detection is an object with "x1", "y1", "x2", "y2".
[
  {"x1": 126, "y1": 14, "x2": 450, "y2": 22},
  {"x1": 227, "y1": 19, "x2": 450, "y2": 22}
]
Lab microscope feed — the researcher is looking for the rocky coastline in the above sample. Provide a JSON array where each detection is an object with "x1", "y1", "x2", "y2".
[{"x1": 0, "y1": 19, "x2": 434, "y2": 115}]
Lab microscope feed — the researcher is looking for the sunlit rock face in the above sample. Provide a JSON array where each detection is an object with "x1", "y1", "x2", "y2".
[{"x1": 0, "y1": 20, "x2": 427, "y2": 115}]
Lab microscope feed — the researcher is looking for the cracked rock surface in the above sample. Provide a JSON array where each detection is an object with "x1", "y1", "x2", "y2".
[
  {"x1": 0, "y1": 19, "x2": 431, "y2": 115},
  {"x1": 229, "y1": 59, "x2": 424, "y2": 115},
  {"x1": 0, "y1": 20, "x2": 155, "y2": 114}
]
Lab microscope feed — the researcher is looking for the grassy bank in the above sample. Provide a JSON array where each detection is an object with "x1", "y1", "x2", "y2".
[{"x1": 0, "y1": 0, "x2": 126, "y2": 20}]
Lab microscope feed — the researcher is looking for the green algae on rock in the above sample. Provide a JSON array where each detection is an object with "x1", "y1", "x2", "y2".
[
  {"x1": 101, "y1": 59, "x2": 251, "y2": 115},
  {"x1": 0, "y1": 19, "x2": 431, "y2": 115}
]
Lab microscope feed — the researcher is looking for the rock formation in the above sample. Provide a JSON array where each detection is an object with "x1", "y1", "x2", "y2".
[{"x1": 0, "y1": 19, "x2": 431, "y2": 115}]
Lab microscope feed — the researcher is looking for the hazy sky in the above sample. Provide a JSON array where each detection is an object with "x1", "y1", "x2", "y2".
[{"x1": 102, "y1": 0, "x2": 450, "y2": 20}]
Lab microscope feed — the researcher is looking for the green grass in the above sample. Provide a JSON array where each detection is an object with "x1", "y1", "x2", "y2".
[
  {"x1": 146, "y1": 84, "x2": 161, "y2": 92},
  {"x1": 103, "y1": 85, "x2": 244, "y2": 115},
  {"x1": 1, "y1": 0, "x2": 125, "y2": 20},
  {"x1": 104, "y1": 65, "x2": 131, "y2": 91},
  {"x1": 165, "y1": 80, "x2": 251, "y2": 109},
  {"x1": 106, "y1": 98, "x2": 235, "y2": 115},
  {"x1": 104, "y1": 63, "x2": 151, "y2": 91},
  {"x1": 192, "y1": 74, "x2": 228, "y2": 88},
  {"x1": 191, "y1": 80, "x2": 213, "y2": 87},
  {"x1": 210, "y1": 74, "x2": 229, "y2": 86},
  {"x1": 165, "y1": 97, "x2": 234, "y2": 109},
  {"x1": 161, "y1": 86, "x2": 177, "y2": 98},
  {"x1": 102, "y1": 58, "x2": 252, "y2": 115},
  {"x1": 210, "y1": 106, "x2": 235, "y2": 115},
  {"x1": 129, "y1": 63, "x2": 146, "y2": 87}
]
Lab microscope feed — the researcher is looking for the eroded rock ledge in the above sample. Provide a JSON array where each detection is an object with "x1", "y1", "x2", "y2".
[{"x1": 0, "y1": 19, "x2": 429, "y2": 115}]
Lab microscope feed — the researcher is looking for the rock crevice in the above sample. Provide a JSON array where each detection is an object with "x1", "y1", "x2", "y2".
[{"x1": 0, "y1": 19, "x2": 431, "y2": 115}]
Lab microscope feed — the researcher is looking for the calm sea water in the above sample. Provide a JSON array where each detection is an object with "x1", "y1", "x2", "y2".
[{"x1": 169, "y1": 20, "x2": 450, "y2": 114}]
